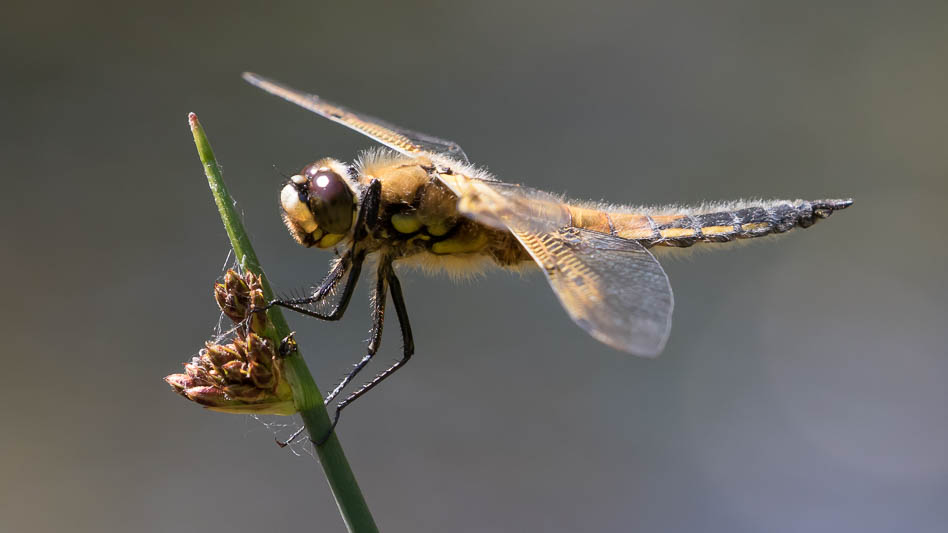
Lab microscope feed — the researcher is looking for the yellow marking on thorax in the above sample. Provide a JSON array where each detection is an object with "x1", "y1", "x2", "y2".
[
  {"x1": 431, "y1": 231, "x2": 489, "y2": 254},
  {"x1": 426, "y1": 220, "x2": 452, "y2": 236},
  {"x1": 317, "y1": 233, "x2": 345, "y2": 248},
  {"x1": 359, "y1": 154, "x2": 503, "y2": 258},
  {"x1": 391, "y1": 213, "x2": 423, "y2": 234}
]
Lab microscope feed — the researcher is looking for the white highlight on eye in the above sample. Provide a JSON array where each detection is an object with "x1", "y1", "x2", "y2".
[
  {"x1": 290, "y1": 174, "x2": 306, "y2": 185},
  {"x1": 315, "y1": 175, "x2": 330, "y2": 188}
]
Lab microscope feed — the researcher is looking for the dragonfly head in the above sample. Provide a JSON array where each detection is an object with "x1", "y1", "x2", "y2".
[{"x1": 280, "y1": 158, "x2": 357, "y2": 248}]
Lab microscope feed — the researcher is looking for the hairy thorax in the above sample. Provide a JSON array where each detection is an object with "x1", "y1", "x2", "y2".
[{"x1": 357, "y1": 152, "x2": 530, "y2": 277}]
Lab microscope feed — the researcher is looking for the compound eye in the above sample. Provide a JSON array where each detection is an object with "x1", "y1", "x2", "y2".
[{"x1": 301, "y1": 164, "x2": 354, "y2": 234}]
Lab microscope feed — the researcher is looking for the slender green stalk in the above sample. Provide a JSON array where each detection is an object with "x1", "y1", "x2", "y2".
[{"x1": 189, "y1": 113, "x2": 378, "y2": 533}]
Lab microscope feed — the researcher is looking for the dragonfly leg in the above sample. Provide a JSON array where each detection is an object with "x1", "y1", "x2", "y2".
[
  {"x1": 266, "y1": 179, "x2": 381, "y2": 321},
  {"x1": 323, "y1": 260, "x2": 389, "y2": 405},
  {"x1": 316, "y1": 262, "x2": 414, "y2": 445},
  {"x1": 271, "y1": 249, "x2": 364, "y2": 321}
]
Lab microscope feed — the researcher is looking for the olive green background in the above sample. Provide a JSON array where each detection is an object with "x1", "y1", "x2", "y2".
[{"x1": 2, "y1": 1, "x2": 946, "y2": 532}]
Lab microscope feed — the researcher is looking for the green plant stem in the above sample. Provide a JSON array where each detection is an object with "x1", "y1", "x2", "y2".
[{"x1": 189, "y1": 112, "x2": 378, "y2": 533}]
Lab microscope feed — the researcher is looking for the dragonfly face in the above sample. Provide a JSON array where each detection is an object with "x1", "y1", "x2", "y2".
[
  {"x1": 279, "y1": 158, "x2": 357, "y2": 249},
  {"x1": 242, "y1": 72, "x2": 853, "y2": 437}
]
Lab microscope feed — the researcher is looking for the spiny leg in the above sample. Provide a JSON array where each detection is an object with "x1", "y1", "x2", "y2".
[
  {"x1": 266, "y1": 179, "x2": 381, "y2": 320},
  {"x1": 351, "y1": 178, "x2": 382, "y2": 242},
  {"x1": 323, "y1": 263, "x2": 388, "y2": 404},
  {"x1": 268, "y1": 253, "x2": 363, "y2": 448},
  {"x1": 272, "y1": 250, "x2": 364, "y2": 321},
  {"x1": 275, "y1": 264, "x2": 386, "y2": 450},
  {"x1": 260, "y1": 250, "x2": 362, "y2": 448},
  {"x1": 317, "y1": 262, "x2": 414, "y2": 445},
  {"x1": 339, "y1": 267, "x2": 414, "y2": 405},
  {"x1": 265, "y1": 179, "x2": 382, "y2": 448}
]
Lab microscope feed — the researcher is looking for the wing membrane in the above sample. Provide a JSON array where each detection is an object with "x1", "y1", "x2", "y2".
[
  {"x1": 516, "y1": 227, "x2": 673, "y2": 356},
  {"x1": 242, "y1": 72, "x2": 470, "y2": 163},
  {"x1": 243, "y1": 72, "x2": 674, "y2": 354},
  {"x1": 442, "y1": 173, "x2": 674, "y2": 355},
  {"x1": 446, "y1": 177, "x2": 571, "y2": 233}
]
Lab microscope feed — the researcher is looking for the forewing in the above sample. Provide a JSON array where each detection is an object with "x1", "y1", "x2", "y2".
[
  {"x1": 437, "y1": 173, "x2": 673, "y2": 355},
  {"x1": 516, "y1": 227, "x2": 674, "y2": 357},
  {"x1": 439, "y1": 175, "x2": 571, "y2": 233},
  {"x1": 242, "y1": 72, "x2": 672, "y2": 353},
  {"x1": 242, "y1": 72, "x2": 470, "y2": 162}
]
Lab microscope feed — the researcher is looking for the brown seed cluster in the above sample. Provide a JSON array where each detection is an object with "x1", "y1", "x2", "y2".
[{"x1": 165, "y1": 270, "x2": 295, "y2": 415}]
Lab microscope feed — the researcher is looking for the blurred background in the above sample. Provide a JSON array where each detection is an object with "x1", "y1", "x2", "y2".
[{"x1": 2, "y1": 1, "x2": 946, "y2": 532}]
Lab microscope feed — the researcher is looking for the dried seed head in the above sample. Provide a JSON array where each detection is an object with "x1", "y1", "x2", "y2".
[
  {"x1": 250, "y1": 288, "x2": 267, "y2": 310},
  {"x1": 185, "y1": 362, "x2": 212, "y2": 384},
  {"x1": 166, "y1": 271, "x2": 296, "y2": 415},
  {"x1": 224, "y1": 269, "x2": 251, "y2": 299},
  {"x1": 249, "y1": 291, "x2": 270, "y2": 334},
  {"x1": 250, "y1": 362, "x2": 275, "y2": 390},
  {"x1": 214, "y1": 270, "x2": 252, "y2": 322},
  {"x1": 221, "y1": 383, "x2": 266, "y2": 401},
  {"x1": 213, "y1": 282, "x2": 241, "y2": 322},
  {"x1": 166, "y1": 345, "x2": 294, "y2": 414},
  {"x1": 203, "y1": 343, "x2": 238, "y2": 368},
  {"x1": 182, "y1": 385, "x2": 230, "y2": 408},
  {"x1": 164, "y1": 373, "x2": 199, "y2": 394},
  {"x1": 221, "y1": 360, "x2": 247, "y2": 381},
  {"x1": 244, "y1": 333, "x2": 274, "y2": 365},
  {"x1": 232, "y1": 337, "x2": 249, "y2": 361}
]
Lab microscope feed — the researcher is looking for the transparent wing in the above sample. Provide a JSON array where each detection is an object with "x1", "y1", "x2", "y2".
[
  {"x1": 242, "y1": 72, "x2": 673, "y2": 354},
  {"x1": 515, "y1": 227, "x2": 674, "y2": 356},
  {"x1": 435, "y1": 172, "x2": 674, "y2": 355},
  {"x1": 439, "y1": 174, "x2": 571, "y2": 233},
  {"x1": 242, "y1": 72, "x2": 470, "y2": 163}
]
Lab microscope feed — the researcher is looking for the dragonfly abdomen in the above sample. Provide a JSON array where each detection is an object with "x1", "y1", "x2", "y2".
[{"x1": 567, "y1": 199, "x2": 852, "y2": 248}]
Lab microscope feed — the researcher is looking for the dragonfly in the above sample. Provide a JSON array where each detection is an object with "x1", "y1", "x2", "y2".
[{"x1": 242, "y1": 72, "x2": 852, "y2": 440}]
